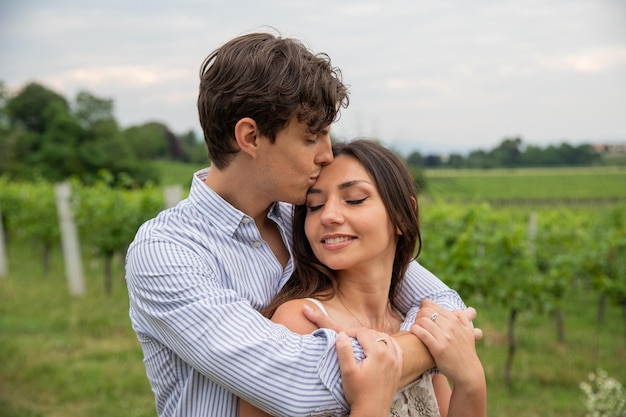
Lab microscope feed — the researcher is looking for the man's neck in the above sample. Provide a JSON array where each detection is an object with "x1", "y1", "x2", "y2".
[{"x1": 203, "y1": 165, "x2": 273, "y2": 222}]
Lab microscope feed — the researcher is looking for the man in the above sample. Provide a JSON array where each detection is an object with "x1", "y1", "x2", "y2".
[{"x1": 125, "y1": 31, "x2": 472, "y2": 417}]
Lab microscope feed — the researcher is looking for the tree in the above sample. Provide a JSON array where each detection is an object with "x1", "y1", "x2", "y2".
[
  {"x1": 424, "y1": 154, "x2": 441, "y2": 168},
  {"x1": 0, "y1": 82, "x2": 18, "y2": 175},
  {"x1": 73, "y1": 90, "x2": 115, "y2": 130},
  {"x1": 519, "y1": 144, "x2": 547, "y2": 166},
  {"x1": 446, "y1": 153, "x2": 465, "y2": 168},
  {"x1": 4, "y1": 83, "x2": 82, "y2": 180},
  {"x1": 179, "y1": 129, "x2": 207, "y2": 164},
  {"x1": 0, "y1": 81, "x2": 8, "y2": 130},
  {"x1": 6, "y1": 82, "x2": 69, "y2": 133},
  {"x1": 37, "y1": 100, "x2": 83, "y2": 181},
  {"x1": 491, "y1": 137, "x2": 522, "y2": 167},
  {"x1": 554, "y1": 142, "x2": 601, "y2": 166},
  {"x1": 72, "y1": 91, "x2": 158, "y2": 185},
  {"x1": 406, "y1": 151, "x2": 424, "y2": 167},
  {"x1": 466, "y1": 150, "x2": 494, "y2": 169},
  {"x1": 123, "y1": 122, "x2": 169, "y2": 160}
]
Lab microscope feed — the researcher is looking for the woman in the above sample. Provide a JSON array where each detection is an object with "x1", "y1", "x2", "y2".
[{"x1": 241, "y1": 139, "x2": 486, "y2": 417}]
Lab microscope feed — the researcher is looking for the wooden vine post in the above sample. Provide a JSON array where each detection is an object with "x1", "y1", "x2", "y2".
[
  {"x1": 54, "y1": 182, "x2": 85, "y2": 296},
  {"x1": 0, "y1": 206, "x2": 7, "y2": 278}
]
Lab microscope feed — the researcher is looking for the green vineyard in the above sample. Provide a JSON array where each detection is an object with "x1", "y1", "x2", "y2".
[{"x1": 1, "y1": 167, "x2": 625, "y2": 417}]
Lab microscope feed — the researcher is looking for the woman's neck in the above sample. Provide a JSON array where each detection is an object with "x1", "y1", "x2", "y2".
[{"x1": 332, "y1": 269, "x2": 402, "y2": 334}]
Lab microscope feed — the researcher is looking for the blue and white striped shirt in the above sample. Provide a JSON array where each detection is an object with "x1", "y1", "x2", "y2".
[{"x1": 125, "y1": 168, "x2": 466, "y2": 417}]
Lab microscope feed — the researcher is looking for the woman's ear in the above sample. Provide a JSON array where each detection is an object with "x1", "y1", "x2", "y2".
[{"x1": 234, "y1": 117, "x2": 259, "y2": 158}]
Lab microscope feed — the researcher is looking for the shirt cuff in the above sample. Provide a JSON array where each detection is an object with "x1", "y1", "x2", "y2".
[
  {"x1": 399, "y1": 289, "x2": 468, "y2": 331},
  {"x1": 312, "y1": 328, "x2": 367, "y2": 415}
]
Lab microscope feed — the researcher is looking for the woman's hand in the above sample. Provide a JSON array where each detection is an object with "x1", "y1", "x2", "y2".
[{"x1": 337, "y1": 328, "x2": 403, "y2": 417}]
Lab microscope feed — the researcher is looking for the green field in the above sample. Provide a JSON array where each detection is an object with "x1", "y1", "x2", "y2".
[
  {"x1": 423, "y1": 166, "x2": 626, "y2": 202},
  {"x1": 426, "y1": 167, "x2": 626, "y2": 203},
  {"x1": 0, "y1": 243, "x2": 153, "y2": 417}
]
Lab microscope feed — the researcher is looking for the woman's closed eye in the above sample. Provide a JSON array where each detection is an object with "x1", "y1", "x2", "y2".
[
  {"x1": 307, "y1": 196, "x2": 370, "y2": 211},
  {"x1": 307, "y1": 204, "x2": 324, "y2": 212},
  {"x1": 346, "y1": 196, "x2": 369, "y2": 205}
]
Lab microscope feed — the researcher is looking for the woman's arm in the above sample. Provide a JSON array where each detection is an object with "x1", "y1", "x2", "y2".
[
  {"x1": 432, "y1": 374, "x2": 452, "y2": 417},
  {"x1": 411, "y1": 300, "x2": 487, "y2": 417}
]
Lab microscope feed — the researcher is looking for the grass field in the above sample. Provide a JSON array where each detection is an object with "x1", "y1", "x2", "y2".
[
  {"x1": 423, "y1": 166, "x2": 626, "y2": 202},
  {"x1": 0, "y1": 242, "x2": 153, "y2": 417}
]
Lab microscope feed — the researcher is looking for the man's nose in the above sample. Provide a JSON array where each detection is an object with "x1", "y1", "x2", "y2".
[{"x1": 315, "y1": 136, "x2": 333, "y2": 166}]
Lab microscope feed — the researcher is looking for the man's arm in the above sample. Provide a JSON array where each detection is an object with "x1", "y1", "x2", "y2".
[
  {"x1": 239, "y1": 299, "x2": 403, "y2": 417},
  {"x1": 127, "y1": 239, "x2": 350, "y2": 417},
  {"x1": 394, "y1": 261, "x2": 468, "y2": 318},
  {"x1": 305, "y1": 260, "x2": 480, "y2": 388}
]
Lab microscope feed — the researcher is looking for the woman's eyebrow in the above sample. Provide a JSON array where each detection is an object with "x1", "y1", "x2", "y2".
[
  {"x1": 337, "y1": 179, "x2": 371, "y2": 190},
  {"x1": 307, "y1": 179, "x2": 372, "y2": 195}
]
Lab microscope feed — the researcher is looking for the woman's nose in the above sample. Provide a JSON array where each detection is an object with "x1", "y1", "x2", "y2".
[{"x1": 320, "y1": 199, "x2": 344, "y2": 225}]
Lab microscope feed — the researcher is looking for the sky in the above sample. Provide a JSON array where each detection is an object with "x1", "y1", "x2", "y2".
[{"x1": 1, "y1": 0, "x2": 625, "y2": 156}]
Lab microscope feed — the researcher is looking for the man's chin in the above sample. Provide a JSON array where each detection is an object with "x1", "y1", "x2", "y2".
[{"x1": 288, "y1": 192, "x2": 308, "y2": 205}]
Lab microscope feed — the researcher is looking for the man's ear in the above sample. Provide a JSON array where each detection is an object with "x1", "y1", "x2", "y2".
[{"x1": 234, "y1": 117, "x2": 259, "y2": 158}]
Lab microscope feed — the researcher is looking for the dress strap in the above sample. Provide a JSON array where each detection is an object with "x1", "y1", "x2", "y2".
[{"x1": 304, "y1": 298, "x2": 329, "y2": 317}]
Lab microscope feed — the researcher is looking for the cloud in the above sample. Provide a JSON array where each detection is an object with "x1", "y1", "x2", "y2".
[
  {"x1": 555, "y1": 46, "x2": 626, "y2": 74},
  {"x1": 336, "y1": 3, "x2": 383, "y2": 17},
  {"x1": 498, "y1": 46, "x2": 626, "y2": 77},
  {"x1": 46, "y1": 66, "x2": 190, "y2": 91}
]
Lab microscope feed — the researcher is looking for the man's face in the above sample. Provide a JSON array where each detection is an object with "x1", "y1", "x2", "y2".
[{"x1": 256, "y1": 116, "x2": 333, "y2": 205}]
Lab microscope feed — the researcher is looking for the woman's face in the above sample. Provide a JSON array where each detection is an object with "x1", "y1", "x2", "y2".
[{"x1": 304, "y1": 155, "x2": 399, "y2": 273}]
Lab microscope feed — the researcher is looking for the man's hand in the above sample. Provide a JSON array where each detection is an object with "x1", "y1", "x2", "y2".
[
  {"x1": 411, "y1": 300, "x2": 487, "y2": 417},
  {"x1": 413, "y1": 301, "x2": 483, "y2": 341},
  {"x1": 411, "y1": 300, "x2": 483, "y2": 384},
  {"x1": 336, "y1": 328, "x2": 403, "y2": 417},
  {"x1": 303, "y1": 304, "x2": 344, "y2": 332}
]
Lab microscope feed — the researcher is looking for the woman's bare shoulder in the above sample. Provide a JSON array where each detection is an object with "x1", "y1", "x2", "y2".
[{"x1": 271, "y1": 298, "x2": 324, "y2": 335}]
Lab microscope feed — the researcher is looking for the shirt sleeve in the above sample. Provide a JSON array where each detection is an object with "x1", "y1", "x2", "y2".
[
  {"x1": 126, "y1": 237, "x2": 356, "y2": 417},
  {"x1": 393, "y1": 260, "x2": 467, "y2": 332}
]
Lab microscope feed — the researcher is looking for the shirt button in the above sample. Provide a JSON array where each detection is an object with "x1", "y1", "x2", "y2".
[
  {"x1": 253, "y1": 241, "x2": 262, "y2": 248},
  {"x1": 242, "y1": 217, "x2": 250, "y2": 224}
]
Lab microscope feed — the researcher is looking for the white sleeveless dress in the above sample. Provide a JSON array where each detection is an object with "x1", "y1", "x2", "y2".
[{"x1": 305, "y1": 299, "x2": 441, "y2": 417}]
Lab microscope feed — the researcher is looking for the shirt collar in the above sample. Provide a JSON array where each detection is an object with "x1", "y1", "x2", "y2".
[{"x1": 188, "y1": 168, "x2": 288, "y2": 236}]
